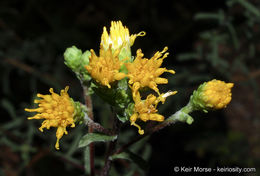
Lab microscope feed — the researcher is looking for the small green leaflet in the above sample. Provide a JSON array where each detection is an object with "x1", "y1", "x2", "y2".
[{"x1": 78, "y1": 133, "x2": 117, "y2": 148}]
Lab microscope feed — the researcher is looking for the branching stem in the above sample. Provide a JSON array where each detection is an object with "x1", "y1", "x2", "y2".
[{"x1": 113, "y1": 103, "x2": 193, "y2": 155}]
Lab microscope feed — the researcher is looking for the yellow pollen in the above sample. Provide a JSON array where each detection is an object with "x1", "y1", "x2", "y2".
[
  {"x1": 25, "y1": 86, "x2": 75, "y2": 150},
  {"x1": 202, "y1": 79, "x2": 234, "y2": 109}
]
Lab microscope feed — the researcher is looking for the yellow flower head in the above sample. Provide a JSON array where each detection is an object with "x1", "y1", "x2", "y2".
[
  {"x1": 125, "y1": 47, "x2": 175, "y2": 96},
  {"x1": 130, "y1": 91, "x2": 177, "y2": 135},
  {"x1": 85, "y1": 45, "x2": 126, "y2": 88},
  {"x1": 25, "y1": 86, "x2": 75, "y2": 150},
  {"x1": 202, "y1": 79, "x2": 234, "y2": 109},
  {"x1": 101, "y1": 21, "x2": 145, "y2": 50}
]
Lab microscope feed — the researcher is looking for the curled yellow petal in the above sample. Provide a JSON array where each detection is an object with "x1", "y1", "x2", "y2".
[
  {"x1": 25, "y1": 86, "x2": 75, "y2": 150},
  {"x1": 85, "y1": 45, "x2": 126, "y2": 88},
  {"x1": 126, "y1": 47, "x2": 175, "y2": 95},
  {"x1": 130, "y1": 90, "x2": 176, "y2": 135}
]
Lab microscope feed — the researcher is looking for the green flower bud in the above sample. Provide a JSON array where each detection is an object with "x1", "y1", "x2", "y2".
[
  {"x1": 64, "y1": 46, "x2": 83, "y2": 70},
  {"x1": 64, "y1": 46, "x2": 91, "y2": 83},
  {"x1": 81, "y1": 50, "x2": 91, "y2": 66}
]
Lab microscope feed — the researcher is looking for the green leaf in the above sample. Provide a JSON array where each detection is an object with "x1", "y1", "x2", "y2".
[
  {"x1": 2, "y1": 118, "x2": 23, "y2": 130},
  {"x1": 110, "y1": 150, "x2": 149, "y2": 171},
  {"x1": 142, "y1": 145, "x2": 152, "y2": 161},
  {"x1": 66, "y1": 132, "x2": 82, "y2": 156},
  {"x1": 84, "y1": 146, "x2": 90, "y2": 175},
  {"x1": 237, "y1": 0, "x2": 260, "y2": 17},
  {"x1": 78, "y1": 133, "x2": 117, "y2": 148}
]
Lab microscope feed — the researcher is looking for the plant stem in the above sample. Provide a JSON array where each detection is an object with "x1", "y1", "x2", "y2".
[
  {"x1": 114, "y1": 103, "x2": 193, "y2": 155},
  {"x1": 83, "y1": 86, "x2": 95, "y2": 176},
  {"x1": 84, "y1": 115, "x2": 113, "y2": 135},
  {"x1": 100, "y1": 109, "x2": 120, "y2": 176}
]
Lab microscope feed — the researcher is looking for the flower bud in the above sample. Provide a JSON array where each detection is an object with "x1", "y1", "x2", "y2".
[
  {"x1": 64, "y1": 46, "x2": 91, "y2": 82},
  {"x1": 64, "y1": 46, "x2": 83, "y2": 70},
  {"x1": 190, "y1": 79, "x2": 234, "y2": 112}
]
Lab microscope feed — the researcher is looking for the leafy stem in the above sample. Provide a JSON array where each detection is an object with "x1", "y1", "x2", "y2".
[{"x1": 113, "y1": 103, "x2": 194, "y2": 155}]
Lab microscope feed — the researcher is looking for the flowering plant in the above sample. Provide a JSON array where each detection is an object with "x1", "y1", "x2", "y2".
[{"x1": 25, "y1": 21, "x2": 233, "y2": 176}]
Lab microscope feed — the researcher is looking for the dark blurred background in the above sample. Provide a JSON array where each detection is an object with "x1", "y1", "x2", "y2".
[{"x1": 0, "y1": 0, "x2": 260, "y2": 175}]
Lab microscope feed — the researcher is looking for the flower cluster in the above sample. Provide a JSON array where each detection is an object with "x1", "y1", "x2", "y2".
[
  {"x1": 25, "y1": 86, "x2": 75, "y2": 150},
  {"x1": 87, "y1": 21, "x2": 177, "y2": 134},
  {"x1": 25, "y1": 21, "x2": 234, "y2": 150}
]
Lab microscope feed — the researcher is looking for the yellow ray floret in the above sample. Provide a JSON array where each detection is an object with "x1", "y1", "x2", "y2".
[
  {"x1": 85, "y1": 45, "x2": 126, "y2": 88},
  {"x1": 202, "y1": 79, "x2": 234, "y2": 109},
  {"x1": 25, "y1": 86, "x2": 75, "y2": 150},
  {"x1": 130, "y1": 90, "x2": 177, "y2": 135},
  {"x1": 125, "y1": 47, "x2": 175, "y2": 96},
  {"x1": 101, "y1": 21, "x2": 145, "y2": 50}
]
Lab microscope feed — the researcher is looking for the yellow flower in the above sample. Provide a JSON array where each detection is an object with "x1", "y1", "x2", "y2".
[
  {"x1": 25, "y1": 86, "x2": 75, "y2": 150},
  {"x1": 125, "y1": 47, "x2": 175, "y2": 96},
  {"x1": 130, "y1": 91, "x2": 177, "y2": 135},
  {"x1": 86, "y1": 44, "x2": 127, "y2": 88},
  {"x1": 101, "y1": 21, "x2": 145, "y2": 50},
  {"x1": 85, "y1": 45, "x2": 126, "y2": 88},
  {"x1": 202, "y1": 79, "x2": 234, "y2": 109}
]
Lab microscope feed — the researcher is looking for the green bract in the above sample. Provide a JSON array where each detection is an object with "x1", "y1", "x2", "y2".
[
  {"x1": 189, "y1": 82, "x2": 209, "y2": 113},
  {"x1": 72, "y1": 100, "x2": 87, "y2": 124}
]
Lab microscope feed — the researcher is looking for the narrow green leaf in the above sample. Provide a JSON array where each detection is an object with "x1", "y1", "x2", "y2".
[
  {"x1": 110, "y1": 150, "x2": 149, "y2": 171},
  {"x1": 78, "y1": 133, "x2": 117, "y2": 148},
  {"x1": 142, "y1": 145, "x2": 152, "y2": 161},
  {"x1": 237, "y1": 0, "x2": 260, "y2": 17},
  {"x1": 2, "y1": 118, "x2": 23, "y2": 130},
  {"x1": 84, "y1": 146, "x2": 90, "y2": 175},
  {"x1": 66, "y1": 133, "x2": 82, "y2": 156},
  {"x1": 226, "y1": 23, "x2": 239, "y2": 49}
]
